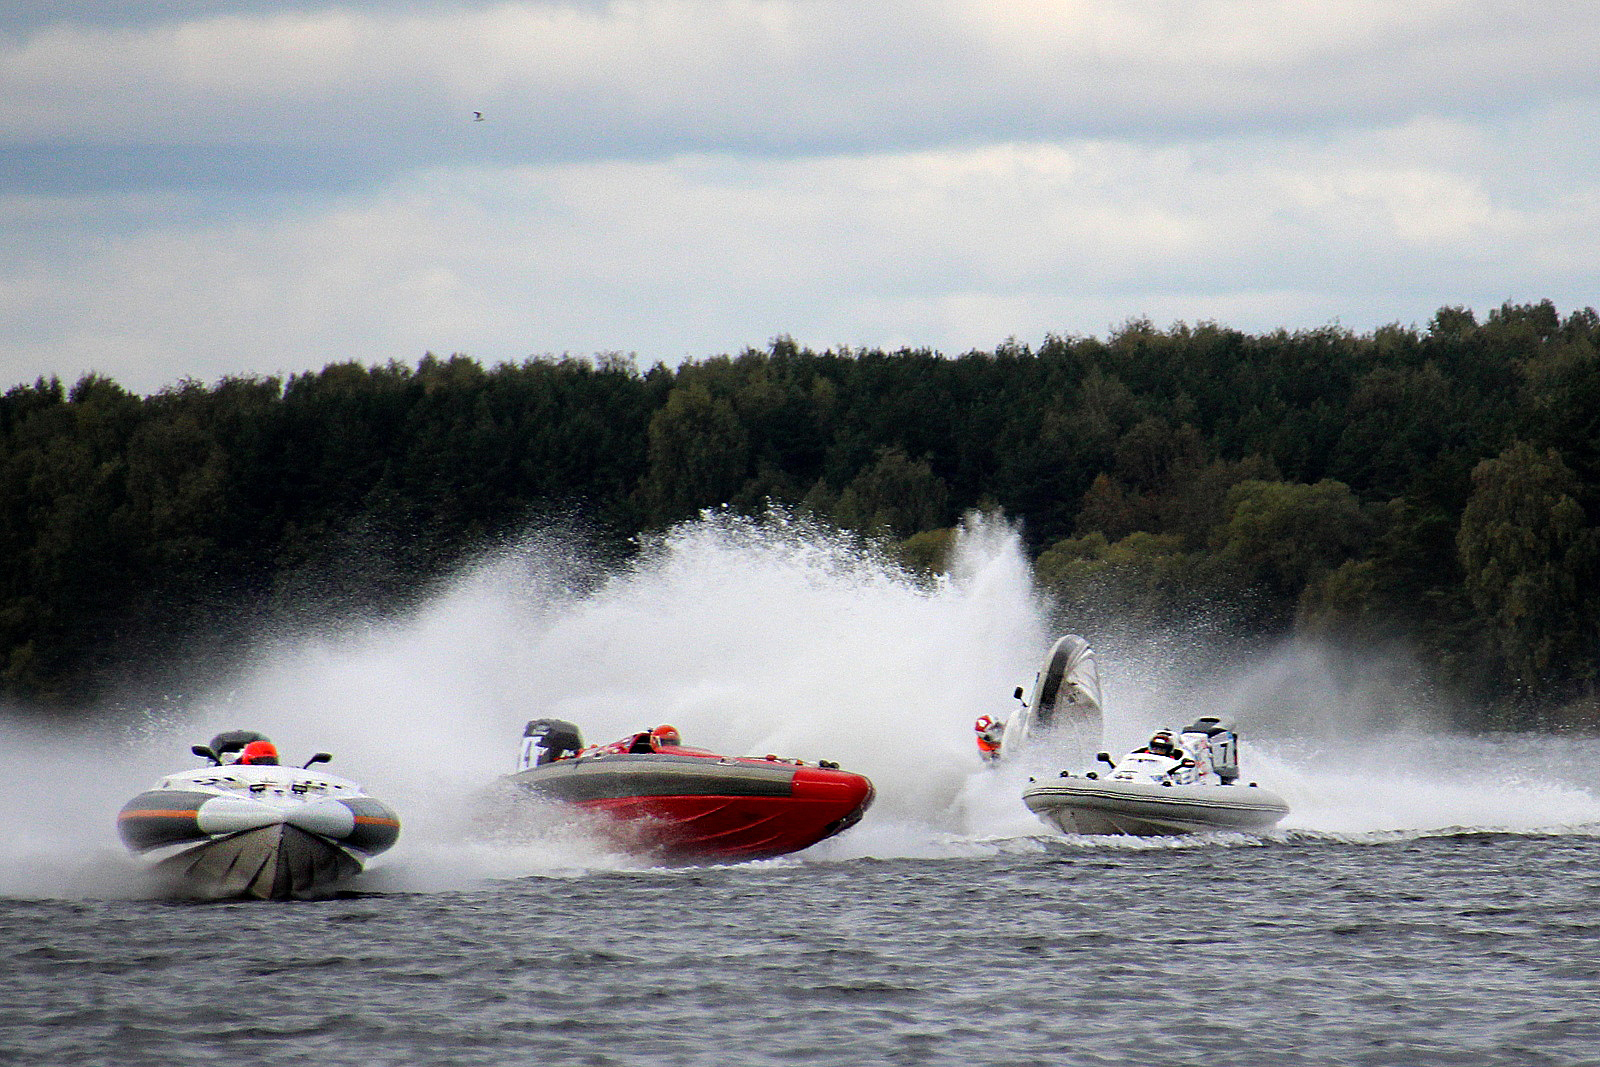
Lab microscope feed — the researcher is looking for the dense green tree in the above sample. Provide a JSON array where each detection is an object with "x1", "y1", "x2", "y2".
[
  {"x1": 832, "y1": 447, "x2": 951, "y2": 539},
  {"x1": 1038, "y1": 530, "x2": 1203, "y2": 632},
  {"x1": 3, "y1": 304, "x2": 1600, "y2": 722},
  {"x1": 639, "y1": 381, "x2": 750, "y2": 526},
  {"x1": 1457, "y1": 442, "x2": 1600, "y2": 700},
  {"x1": 1211, "y1": 479, "x2": 1372, "y2": 609}
]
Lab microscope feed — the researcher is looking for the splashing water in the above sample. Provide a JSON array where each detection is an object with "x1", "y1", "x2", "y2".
[
  {"x1": 1078, "y1": 635, "x2": 1600, "y2": 840},
  {"x1": 3, "y1": 510, "x2": 1599, "y2": 898}
]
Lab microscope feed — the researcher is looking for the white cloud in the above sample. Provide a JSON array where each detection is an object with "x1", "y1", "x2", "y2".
[
  {"x1": 2, "y1": 1, "x2": 1597, "y2": 392},
  {"x1": 1287, "y1": 166, "x2": 1501, "y2": 245},
  {"x1": 4, "y1": 109, "x2": 1597, "y2": 394},
  {"x1": 951, "y1": 0, "x2": 1457, "y2": 66},
  {"x1": 5, "y1": 0, "x2": 1598, "y2": 153}
]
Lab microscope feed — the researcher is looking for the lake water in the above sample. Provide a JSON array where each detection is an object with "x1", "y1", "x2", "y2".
[
  {"x1": 5, "y1": 830, "x2": 1600, "y2": 1066},
  {"x1": 4, "y1": 515, "x2": 1599, "y2": 1065}
]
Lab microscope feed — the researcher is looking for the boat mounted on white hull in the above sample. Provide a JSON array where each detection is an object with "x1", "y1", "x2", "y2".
[
  {"x1": 1023, "y1": 717, "x2": 1288, "y2": 837},
  {"x1": 117, "y1": 731, "x2": 401, "y2": 900}
]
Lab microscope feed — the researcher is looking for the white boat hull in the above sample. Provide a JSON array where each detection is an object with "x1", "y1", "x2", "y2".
[
  {"x1": 1023, "y1": 777, "x2": 1289, "y2": 836},
  {"x1": 1006, "y1": 634, "x2": 1103, "y2": 761},
  {"x1": 118, "y1": 763, "x2": 399, "y2": 900}
]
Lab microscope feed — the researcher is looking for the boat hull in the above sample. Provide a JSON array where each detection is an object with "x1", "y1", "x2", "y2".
[
  {"x1": 148, "y1": 824, "x2": 365, "y2": 901},
  {"x1": 1023, "y1": 777, "x2": 1288, "y2": 836},
  {"x1": 507, "y1": 752, "x2": 874, "y2": 860},
  {"x1": 1007, "y1": 634, "x2": 1103, "y2": 760},
  {"x1": 117, "y1": 770, "x2": 400, "y2": 900}
]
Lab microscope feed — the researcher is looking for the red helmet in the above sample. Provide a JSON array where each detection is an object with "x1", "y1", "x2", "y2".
[
  {"x1": 650, "y1": 724, "x2": 681, "y2": 748},
  {"x1": 238, "y1": 740, "x2": 280, "y2": 765}
]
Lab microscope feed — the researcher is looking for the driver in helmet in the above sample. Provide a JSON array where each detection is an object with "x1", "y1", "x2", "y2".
[
  {"x1": 1140, "y1": 730, "x2": 1179, "y2": 757},
  {"x1": 973, "y1": 715, "x2": 1005, "y2": 762},
  {"x1": 1136, "y1": 730, "x2": 1197, "y2": 779},
  {"x1": 236, "y1": 739, "x2": 280, "y2": 766},
  {"x1": 624, "y1": 725, "x2": 683, "y2": 753}
]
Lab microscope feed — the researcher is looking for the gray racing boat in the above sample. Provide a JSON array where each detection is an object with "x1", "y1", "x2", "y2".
[{"x1": 1022, "y1": 717, "x2": 1289, "y2": 836}]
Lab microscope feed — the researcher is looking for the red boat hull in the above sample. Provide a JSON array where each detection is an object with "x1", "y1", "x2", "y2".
[{"x1": 508, "y1": 752, "x2": 874, "y2": 860}]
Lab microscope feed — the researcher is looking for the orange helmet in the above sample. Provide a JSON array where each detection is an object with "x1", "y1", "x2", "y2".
[
  {"x1": 650, "y1": 724, "x2": 682, "y2": 748},
  {"x1": 238, "y1": 740, "x2": 280, "y2": 765}
]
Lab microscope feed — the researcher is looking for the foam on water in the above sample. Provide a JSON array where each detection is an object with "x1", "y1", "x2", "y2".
[{"x1": 3, "y1": 509, "x2": 1599, "y2": 898}]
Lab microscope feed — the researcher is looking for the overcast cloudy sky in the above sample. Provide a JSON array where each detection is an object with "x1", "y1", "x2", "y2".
[{"x1": 3, "y1": 0, "x2": 1597, "y2": 394}]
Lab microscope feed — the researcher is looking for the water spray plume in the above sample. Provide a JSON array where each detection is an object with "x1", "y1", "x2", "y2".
[{"x1": 4, "y1": 510, "x2": 1600, "y2": 897}]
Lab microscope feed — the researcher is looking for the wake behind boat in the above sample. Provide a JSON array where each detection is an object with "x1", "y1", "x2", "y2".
[
  {"x1": 1023, "y1": 717, "x2": 1289, "y2": 836},
  {"x1": 117, "y1": 731, "x2": 401, "y2": 900},
  {"x1": 505, "y1": 720, "x2": 874, "y2": 861}
]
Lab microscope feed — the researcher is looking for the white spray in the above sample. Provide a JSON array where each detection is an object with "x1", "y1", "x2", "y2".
[{"x1": 3, "y1": 510, "x2": 1598, "y2": 897}]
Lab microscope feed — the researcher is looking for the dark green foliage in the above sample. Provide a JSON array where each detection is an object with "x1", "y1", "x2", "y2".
[
  {"x1": 832, "y1": 447, "x2": 951, "y2": 540},
  {"x1": 0, "y1": 356, "x2": 653, "y2": 707},
  {"x1": 3, "y1": 300, "x2": 1599, "y2": 723},
  {"x1": 1212, "y1": 479, "x2": 1373, "y2": 606},
  {"x1": 1457, "y1": 442, "x2": 1600, "y2": 707}
]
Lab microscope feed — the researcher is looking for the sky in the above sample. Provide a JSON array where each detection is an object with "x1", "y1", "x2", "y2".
[{"x1": 2, "y1": 0, "x2": 1598, "y2": 395}]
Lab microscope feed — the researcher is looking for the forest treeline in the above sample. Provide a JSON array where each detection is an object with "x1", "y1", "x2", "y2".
[{"x1": 3, "y1": 300, "x2": 1598, "y2": 725}]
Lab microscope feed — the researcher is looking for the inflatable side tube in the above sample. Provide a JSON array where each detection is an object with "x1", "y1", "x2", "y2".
[
  {"x1": 1030, "y1": 634, "x2": 1103, "y2": 727},
  {"x1": 337, "y1": 797, "x2": 402, "y2": 854},
  {"x1": 117, "y1": 790, "x2": 214, "y2": 852},
  {"x1": 512, "y1": 754, "x2": 797, "y2": 803}
]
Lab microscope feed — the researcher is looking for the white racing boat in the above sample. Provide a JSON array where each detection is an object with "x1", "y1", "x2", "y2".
[
  {"x1": 1023, "y1": 717, "x2": 1289, "y2": 836},
  {"x1": 117, "y1": 731, "x2": 401, "y2": 900}
]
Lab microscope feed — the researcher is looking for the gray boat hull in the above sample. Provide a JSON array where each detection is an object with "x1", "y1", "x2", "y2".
[
  {"x1": 1024, "y1": 777, "x2": 1289, "y2": 836},
  {"x1": 149, "y1": 824, "x2": 364, "y2": 900}
]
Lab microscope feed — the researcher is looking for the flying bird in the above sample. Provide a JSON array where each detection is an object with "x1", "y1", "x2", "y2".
[{"x1": 473, "y1": 111, "x2": 484, "y2": 121}]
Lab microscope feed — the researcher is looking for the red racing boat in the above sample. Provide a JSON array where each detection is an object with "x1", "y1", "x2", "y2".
[{"x1": 505, "y1": 719, "x2": 874, "y2": 861}]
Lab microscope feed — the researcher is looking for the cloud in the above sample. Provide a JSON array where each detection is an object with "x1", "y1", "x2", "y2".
[
  {"x1": 5, "y1": 107, "x2": 1598, "y2": 394},
  {"x1": 2, "y1": 1, "x2": 1597, "y2": 392},
  {"x1": 4, "y1": 1, "x2": 1598, "y2": 191}
]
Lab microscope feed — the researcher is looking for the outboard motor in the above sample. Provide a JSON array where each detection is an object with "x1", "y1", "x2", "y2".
[
  {"x1": 1180, "y1": 716, "x2": 1239, "y2": 784},
  {"x1": 520, "y1": 718, "x2": 584, "y2": 770}
]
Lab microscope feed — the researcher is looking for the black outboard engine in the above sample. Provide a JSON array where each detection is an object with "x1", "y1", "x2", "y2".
[
  {"x1": 1180, "y1": 716, "x2": 1240, "y2": 784},
  {"x1": 520, "y1": 718, "x2": 584, "y2": 770}
]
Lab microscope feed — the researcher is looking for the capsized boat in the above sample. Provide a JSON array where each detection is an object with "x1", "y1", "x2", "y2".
[
  {"x1": 117, "y1": 730, "x2": 401, "y2": 900},
  {"x1": 504, "y1": 719, "x2": 874, "y2": 861},
  {"x1": 1022, "y1": 717, "x2": 1288, "y2": 836},
  {"x1": 976, "y1": 634, "x2": 1103, "y2": 765}
]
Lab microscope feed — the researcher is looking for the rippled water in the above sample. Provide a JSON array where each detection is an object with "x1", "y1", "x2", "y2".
[
  {"x1": 6, "y1": 832, "x2": 1600, "y2": 1067},
  {"x1": 6, "y1": 516, "x2": 1600, "y2": 1065}
]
